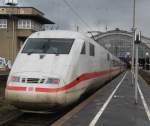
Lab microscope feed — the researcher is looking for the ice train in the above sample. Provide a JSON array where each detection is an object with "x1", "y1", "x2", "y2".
[{"x1": 5, "y1": 30, "x2": 125, "y2": 112}]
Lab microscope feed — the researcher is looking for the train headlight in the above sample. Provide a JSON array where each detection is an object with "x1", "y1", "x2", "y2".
[
  {"x1": 46, "y1": 78, "x2": 60, "y2": 84},
  {"x1": 9, "y1": 76, "x2": 20, "y2": 82}
]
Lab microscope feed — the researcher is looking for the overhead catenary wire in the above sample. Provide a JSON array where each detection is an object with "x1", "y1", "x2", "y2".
[{"x1": 62, "y1": 0, "x2": 93, "y2": 31}]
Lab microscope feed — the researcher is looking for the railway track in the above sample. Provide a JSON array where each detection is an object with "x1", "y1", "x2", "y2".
[
  {"x1": 6, "y1": 112, "x2": 62, "y2": 126},
  {"x1": 0, "y1": 106, "x2": 23, "y2": 126},
  {"x1": 3, "y1": 110, "x2": 67, "y2": 126}
]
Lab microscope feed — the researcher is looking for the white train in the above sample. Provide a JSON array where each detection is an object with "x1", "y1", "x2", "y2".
[{"x1": 5, "y1": 30, "x2": 125, "y2": 112}]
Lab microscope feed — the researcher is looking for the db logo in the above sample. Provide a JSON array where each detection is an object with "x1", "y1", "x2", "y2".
[{"x1": 28, "y1": 87, "x2": 34, "y2": 91}]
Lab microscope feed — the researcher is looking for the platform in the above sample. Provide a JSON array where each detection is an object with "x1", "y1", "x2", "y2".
[
  {"x1": 140, "y1": 69, "x2": 150, "y2": 74},
  {"x1": 53, "y1": 71, "x2": 150, "y2": 126}
]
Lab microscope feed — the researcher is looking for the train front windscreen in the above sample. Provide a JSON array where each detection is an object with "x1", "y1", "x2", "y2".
[{"x1": 22, "y1": 38, "x2": 74, "y2": 55}]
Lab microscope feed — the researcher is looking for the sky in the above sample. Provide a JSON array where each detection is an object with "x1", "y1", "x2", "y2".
[{"x1": 0, "y1": 0, "x2": 150, "y2": 37}]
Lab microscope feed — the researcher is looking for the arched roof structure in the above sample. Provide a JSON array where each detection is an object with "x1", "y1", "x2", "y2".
[{"x1": 95, "y1": 29, "x2": 150, "y2": 58}]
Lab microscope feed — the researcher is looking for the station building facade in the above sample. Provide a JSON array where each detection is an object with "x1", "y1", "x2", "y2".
[
  {"x1": 94, "y1": 28, "x2": 150, "y2": 68},
  {"x1": 0, "y1": 6, "x2": 54, "y2": 62}
]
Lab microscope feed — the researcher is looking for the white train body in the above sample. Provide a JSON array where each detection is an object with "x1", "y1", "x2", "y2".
[{"x1": 5, "y1": 30, "x2": 124, "y2": 112}]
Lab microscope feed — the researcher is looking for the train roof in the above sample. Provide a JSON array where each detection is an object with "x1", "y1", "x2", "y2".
[{"x1": 29, "y1": 30, "x2": 89, "y2": 40}]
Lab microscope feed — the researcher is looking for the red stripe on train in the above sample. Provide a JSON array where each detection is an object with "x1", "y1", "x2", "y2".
[
  {"x1": 6, "y1": 68, "x2": 121, "y2": 92},
  {"x1": 6, "y1": 86, "x2": 26, "y2": 91}
]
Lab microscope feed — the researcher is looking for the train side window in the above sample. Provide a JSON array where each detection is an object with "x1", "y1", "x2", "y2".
[
  {"x1": 81, "y1": 42, "x2": 86, "y2": 54},
  {"x1": 89, "y1": 43, "x2": 95, "y2": 56}
]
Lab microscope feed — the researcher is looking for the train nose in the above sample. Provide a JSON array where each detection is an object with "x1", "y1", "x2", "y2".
[{"x1": 5, "y1": 89, "x2": 66, "y2": 111}]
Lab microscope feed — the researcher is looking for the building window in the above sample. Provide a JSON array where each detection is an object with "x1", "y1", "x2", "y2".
[
  {"x1": 89, "y1": 43, "x2": 95, "y2": 56},
  {"x1": 18, "y1": 19, "x2": 32, "y2": 29},
  {"x1": 18, "y1": 19, "x2": 44, "y2": 31},
  {"x1": 0, "y1": 19, "x2": 7, "y2": 29},
  {"x1": 31, "y1": 20, "x2": 43, "y2": 31}
]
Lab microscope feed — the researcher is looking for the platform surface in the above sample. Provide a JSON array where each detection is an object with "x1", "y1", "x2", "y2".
[{"x1": 61, "y1": 71, "x2": 150, "y2": 126}]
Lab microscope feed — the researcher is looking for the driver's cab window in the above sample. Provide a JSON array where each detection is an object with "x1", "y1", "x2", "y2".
[{"x1": 81, "y1": 42, "x2": 86, "y2": 54}]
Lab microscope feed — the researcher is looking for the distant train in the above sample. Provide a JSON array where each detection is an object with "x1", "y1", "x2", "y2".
[{"x1": 5, "y1": 30, "x2": 125, "y2": 112}]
